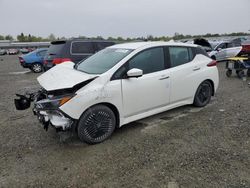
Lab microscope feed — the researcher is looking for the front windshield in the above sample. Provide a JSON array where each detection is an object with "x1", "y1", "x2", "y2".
[{"x1": 76, "y1": 48, "x2": 133, "y2": 74}]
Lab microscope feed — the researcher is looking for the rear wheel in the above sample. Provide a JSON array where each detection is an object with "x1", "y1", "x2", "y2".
[
  {"x1": 236, "y1": 70, "x2": 245, "y2": 79},
  {"x1": 31, "y1": 63, "x2": 43, "y2": 73},
  {"x1": 226, "y1": 70, "x2": 232, "y2": 77},
  {"x1": 193, "y1": 81, "x2": 212, "y2": 107},
  {"x1": 77, "y1": 105, "x2": 116, "y2": 144}
]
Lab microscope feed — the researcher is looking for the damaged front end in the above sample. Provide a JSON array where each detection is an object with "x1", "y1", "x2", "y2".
[{"x1": 14, "y1": 88, "x2": 76, "y2": 132}]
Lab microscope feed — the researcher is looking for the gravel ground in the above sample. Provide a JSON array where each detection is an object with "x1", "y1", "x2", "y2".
[{"x1": 0, "y1": 55, "x2": 250, "y2": 188}]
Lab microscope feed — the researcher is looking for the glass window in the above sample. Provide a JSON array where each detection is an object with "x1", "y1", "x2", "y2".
[
  {"x1": 37, "y1": 50, "x2": 47, "y2": 57},
  {"x1": 96, "y1": 42, "x2": 114, "y2": 51},
  {"x1": 169, "y1": 47, "x2": 190, "y2": 67},
  {"x1": 71, "y1": 42, "x2": 94, "y2": 54},
  {"x1": 128, "y1": 47, "x2": 165, "y2": 74},
  {"x1": 227, "y1": 43, "x2": 234, "y2": 48},
  {"x1": 48, "y1": 42, "x2": 65, "y2": 55},
  {"x1": 216, "y1": 43, "x2": 227, "y2": 50},
  {"x1": 76, "y1": 48, "x2": 132, "y2": 74}
]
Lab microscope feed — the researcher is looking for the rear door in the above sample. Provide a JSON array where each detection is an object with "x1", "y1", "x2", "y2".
[
  {"x1": 70, "y1": 41, "x2": 95, "y2": 62},
  {"x1": 225, "y1": 42, "x2": 242, "y2": 59},
  {"x1": 168, "y1": 46, "x2": 201, "y2": 103}
]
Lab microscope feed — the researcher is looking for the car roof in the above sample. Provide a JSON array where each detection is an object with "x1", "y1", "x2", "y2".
[{"x1": 108, "y1": 41, "x2": 198, "y2": 50}]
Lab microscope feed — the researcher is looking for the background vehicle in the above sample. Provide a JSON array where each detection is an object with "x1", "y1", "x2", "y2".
[
  {"x1": 209, "y1": 40, "x2": 250, "y2": 61},
  {"x1": 8, "y1": 49, "x2": 19, "y2": 55},
  {"x1": 0, "y1": 49, "x2": 7, "y2": 55},
  {"x1": 15, "y1": 42, "x2": 219, "y2": 144},
  {"x1": 18, "y1": 48, "x2": 48, "y2": 73},
  {"x1": 20, "y1": 48, "x2": 29, "y2": 54},
  {"x1": 43, "y1": 39, "x2": 115, "y2": 70}
]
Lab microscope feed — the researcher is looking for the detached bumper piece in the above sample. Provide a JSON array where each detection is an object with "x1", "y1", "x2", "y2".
[{"x1": 34, "y1": 109, "x2": 73, "y2": 131}]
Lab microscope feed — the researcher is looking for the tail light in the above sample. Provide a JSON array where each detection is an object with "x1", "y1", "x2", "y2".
[
  {"x1": 207, "y1": 60, "x2": 217, "y2": 67},
  {"x1": 18, "y1": 57, "x2": 25, "y2": 63},
  {"x1": 241, "y1": 45, "x2": 250, "y2": 53},
  {"x1": 52, "y1": 58, "x2": 71, "y2": 65}
]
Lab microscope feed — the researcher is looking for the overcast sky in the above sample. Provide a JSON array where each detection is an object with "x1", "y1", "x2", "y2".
[{"x1": 0, "y1": 0, "x2": 249, "y2": 38}]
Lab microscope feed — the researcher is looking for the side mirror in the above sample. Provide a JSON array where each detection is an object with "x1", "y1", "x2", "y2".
[
  {"x1": 217, "y1": 48, "x2": 222, "y2": 51},
  {"x1": 127, "y1": 68, "x2": 143, "y2": 78}
]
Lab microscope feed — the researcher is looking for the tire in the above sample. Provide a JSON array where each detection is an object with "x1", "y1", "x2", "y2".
[
  {"x1": 236, "y1": 70, "x2": 245, "y2": 79},
  {"x1": 247, "y1": 70, "x2": 250, "y2": 77},
  {"x1": 226, "y1": 70, "x2": 232, "y2": 77},
  {"x1": 77, "y1": 105, "x2": 116, "y2": 144},
  {"x1": 211, "y1": 55, "x2": 216, "y2": 60},
  {"x1": 31, "y1": 63, "x2": 43, "y2": 73},
  {"x1": 193, "y1": 81, "x2": 212, "y2": 107}
]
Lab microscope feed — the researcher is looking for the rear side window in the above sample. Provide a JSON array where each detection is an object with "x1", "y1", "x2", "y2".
[
  {"x1": 95, "y1": 42, "x2": 114, "y2": 51},
  {"x1": 128, "y1": 47, "x2": 165, "y2": 74},
  {"x1": 169, "y1": 47, "x2": 190, "y2": 67},
  {"x1": 71, "y1": 42, "x2": 94, "y2": 54}
]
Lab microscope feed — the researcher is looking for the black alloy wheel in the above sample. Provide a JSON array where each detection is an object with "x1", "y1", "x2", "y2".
[
  {"x1": 193, "y1": 81, "x2": 212, "y2": 107},
  {"x1": 77, "y1": 105, "x2": 116, "y2": 144}
]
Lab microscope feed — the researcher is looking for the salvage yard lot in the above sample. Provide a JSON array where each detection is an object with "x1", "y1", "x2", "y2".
[{"x1": 0, "y1": 55, "x2": 250, "y2": 188}]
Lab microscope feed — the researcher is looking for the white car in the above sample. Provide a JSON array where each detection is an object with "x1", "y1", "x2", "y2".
[
  {"x1": 15, "y1": 42, "x2": 219, "y2": 144},
  {"x1": 208, "y1": 41, "x2": 242, "y2": 61}
]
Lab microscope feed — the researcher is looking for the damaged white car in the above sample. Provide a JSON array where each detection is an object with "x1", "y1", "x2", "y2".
[{"x1": 15, "y1": 42, "x2": 219, "y2": 144}]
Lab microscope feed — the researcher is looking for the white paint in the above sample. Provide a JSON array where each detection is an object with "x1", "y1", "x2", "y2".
[{"x1": 37, "y1": 42, "x2": 219, "y2": 128}]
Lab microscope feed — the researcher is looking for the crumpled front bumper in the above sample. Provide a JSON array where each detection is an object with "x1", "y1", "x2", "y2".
[
  {"x1": 33, "y1": 106, "x2": 74, "y2": 131},
  {"x1": 14, "y1": 90, "x2": 76, "y2": 132}
]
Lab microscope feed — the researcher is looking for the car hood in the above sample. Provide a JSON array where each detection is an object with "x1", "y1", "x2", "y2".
[{"x1": 37, "y1": 62, "x2": 98, "y2": 91}]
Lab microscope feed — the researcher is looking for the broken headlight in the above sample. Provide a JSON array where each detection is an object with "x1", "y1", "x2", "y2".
[{"x1": 35, "y1": 94, "x2": 75, "y2": 110}]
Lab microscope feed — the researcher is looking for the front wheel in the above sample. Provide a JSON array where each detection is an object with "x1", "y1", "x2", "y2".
[
  {"x1": 31, "y1": 63, "x2": 43, "y2": 73},
  {"x1": 77, "y1": 105, "x2": 116, "y2": 144},
  {"x1": 193, "y1": 81, "x2": 212, "y2": 107}
]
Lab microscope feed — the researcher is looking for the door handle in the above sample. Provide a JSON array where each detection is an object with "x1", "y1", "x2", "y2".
[
  {"x1": 159, "y1": 76, "x2": 170, "y2": 80},
  {"x1": 193, "y1": 67, "x2": 200, "y2": 71}
]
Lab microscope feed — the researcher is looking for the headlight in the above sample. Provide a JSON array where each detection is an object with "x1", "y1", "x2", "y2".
[{"x1": 35, "y1": 94, "x2": 75, "y2": 110}]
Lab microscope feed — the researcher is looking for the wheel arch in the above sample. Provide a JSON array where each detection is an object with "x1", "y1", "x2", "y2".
[
  {"x1": 196, "y1": 79, "x2": 215, "y2": 96},
  {"x1": 205, "y1": 79, "x2": 215, "y2": 96},
  {"x1": 77, "y1": 102, "x2": 120, "y2": 130}
]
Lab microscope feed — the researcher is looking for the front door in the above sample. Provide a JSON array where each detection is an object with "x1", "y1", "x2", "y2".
[{"x1": 121, "y1": 47, "x2": 170, "y2": 117}]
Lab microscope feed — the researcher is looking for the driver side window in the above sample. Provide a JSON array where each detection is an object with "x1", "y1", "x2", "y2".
[{"x1": 128, "y1": 47, "x2": 165, "y2": 75}]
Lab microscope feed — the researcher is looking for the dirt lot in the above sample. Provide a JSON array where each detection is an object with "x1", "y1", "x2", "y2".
[{"x1": 0, "y1": 55, "x2": 250, "y2": 188}]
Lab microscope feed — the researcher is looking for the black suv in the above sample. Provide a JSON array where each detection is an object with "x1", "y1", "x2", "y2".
[{"x1": 43, "y1": 39, "x2": 115, "y2": 70}]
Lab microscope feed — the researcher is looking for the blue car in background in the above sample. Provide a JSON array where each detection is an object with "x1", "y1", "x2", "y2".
[{"x1": 18, "y1": 48, "x2": 48, "y2": 73}]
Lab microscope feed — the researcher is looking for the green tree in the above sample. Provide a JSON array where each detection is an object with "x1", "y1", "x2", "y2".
[
  {"x1": 0, "y1": 35, "x2": 5, "y2": 40},
  {"x1": 48, "y1": 33, "x2": 56, "y2": 41},
  {"x1": 5, "y1": 35, "x2": 14, "y2": 41},
  {"x1": 17, "y1": 33, "x2": 26, "y2": 42}
]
